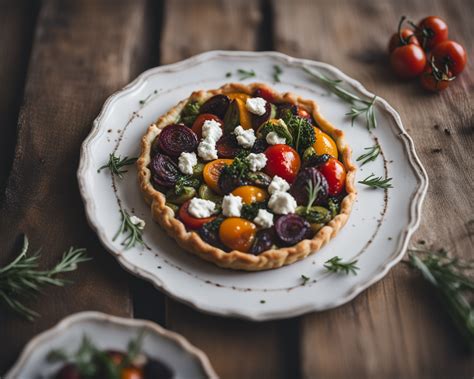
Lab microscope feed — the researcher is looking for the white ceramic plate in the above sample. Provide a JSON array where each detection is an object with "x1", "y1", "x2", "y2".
[
  {"x1": 6, "y1": 311, "x2": 217, "y2": 378},
  {"x1": 78, "y1": 51, "x2": 428, "y2": 321}
]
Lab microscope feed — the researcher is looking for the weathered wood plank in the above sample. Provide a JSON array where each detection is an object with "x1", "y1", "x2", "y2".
[
  {"x1": 160, "y1": 1, "x2": 295, "y2": 378},
  {"x1": 0, "y1": 0, "x2": 155, "y2": 373},
  {"x1": 272, "y1": 0, "x2": 474, "y2": 377},
  {"x1": 0, "y1": 0, "x2": 38, "y2": 196}
]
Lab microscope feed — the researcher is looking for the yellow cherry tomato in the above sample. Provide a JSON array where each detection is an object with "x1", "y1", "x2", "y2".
[
  {"x1": 231, "y1": 185, "x2": 268, "y2": 204},
  {"x1": 234, "y1": 98, "x2": 252, "y2": 130},
  {"x1": 219, "y1": 218, "x2": 256, "y2": 252},
  {"x1": 313, "y1": 127, "x2": 338, "y2": 159},
  {"x1": 227, "y1": 92, "x2": 250, "y2": 102},
  {"x1": 203, "y1": 159, "x2": 233, "y2": 194}
]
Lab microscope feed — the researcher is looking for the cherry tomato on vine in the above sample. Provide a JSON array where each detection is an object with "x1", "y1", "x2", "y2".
[
  {"x1": 420, "y1": 63, "x2": 453, "y2": 92},
  {"x1": 264, "y1": 144, "x2": 301, "y2": 183},
  {"x1": 431, "y1": 40, "x2": 467, "y2": 76},
  {"x1": 191, "y1": 114, "x2": 222, "y2": 139},
  {"x1": 390, "y1": 44, "x2": 427, "y2": 79},
  {"x1": 416, "y1": 16, "x2": 449, "y2": 50},
  {"x1": 318, "y1": 158, "x2": 346, "y2": 196},
  {"x1": 388, "y1": 28, "x2": 420, "y2": 53},
  {"x1": 179, "y1": 200, "x2": 216, "y2": 230}
]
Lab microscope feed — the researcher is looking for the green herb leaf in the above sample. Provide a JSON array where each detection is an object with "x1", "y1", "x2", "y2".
[
  {"x1": 236, "y1": 69, "x2": 256, "y2": 80},
  {"x1": 174, "y1": 175, "x2": 200, "y2": 196},
  {"x1": 273, "y1": 65, "x2": 283, "y2": 82},
  {"x1": 282, "y1": 112, "x2": 315, "y2": 154},
  {"x1": 179, "y1": 100, "x2": 201, "y2": 126},
  {"x1": 241, "y1": 202, "x2": 266, "y2": 220},
  {"x1": 113, "y1": 209, "x2": 145, "y2": 249},
  {"x1": 356, "y1": 144, "x2": 381, "y2": 166},
  {"x1": 324, "y1": 256, "x2": 359, "y2": 275},
  {"x1": 98, "y1": 154, "x2": 137, "y2": 179},
  {"x1": 359, "y1": 173, "x2": 393, "y2": 189},
  {"x1": 301, "y1": 274, "x2": 310, "y2": 285},
  {"x1": 0, "y1": 236, "x2": 89, "y2": 320}
]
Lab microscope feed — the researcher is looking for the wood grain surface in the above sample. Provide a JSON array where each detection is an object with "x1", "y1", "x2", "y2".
[{"x1": 1, "y1": 0, "x2": 473, "y2": 377}]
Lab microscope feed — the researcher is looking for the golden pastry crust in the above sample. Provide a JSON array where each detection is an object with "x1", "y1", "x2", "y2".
[{"x1": 137, "y1": 83, "x2": 357, "y2": 271}]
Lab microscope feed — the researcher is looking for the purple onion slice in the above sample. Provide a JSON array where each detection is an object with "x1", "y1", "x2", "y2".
[
  {"x1": 249, "y1": 228, "x2": 276, "y2": 255},
  {"x1": 290, "y1": 167, "x2": 328, "y2": 205},
  {"x1": 274, "y1": 214, "x2": 311, "y2": 246},
  {"x1": 150, "y1": 153, "x2": 180, "y2": 188},
  {"x1": 156, "y1": 124, "x2": 198, "y2": 157},
  {"x1": 199, "y1": 94, "x2": 230, "y2": 119},
  {"x1": 216, "y1": 134, "x2": 240, "y2": 158}
]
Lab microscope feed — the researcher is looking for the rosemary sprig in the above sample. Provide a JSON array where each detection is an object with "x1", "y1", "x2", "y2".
[
  {"x1": 0, "y1": 236, "x2": 89, "y2": 320},
  {"x1": 301, "y1": 274, "x2": 310, "y2": 285},
  {"x1": 236, "y1": 68, "x2": 256, "y2": 80},
  {"x1": 407, "y1": 247, "x2": 474, "y2": 349},
  {"x1": 324, "y1": 256, "x2": 359, "y2": 275},
  {"x1": 139, "y1": 89, "x2": 158, "y2": 105},
  {"x1": 303, "y1": 67, "x2": 378, "y2": 130},
  {"x1": 113, "y1": 210, "x2": 145, "y2": 249},
  {"x1": 98, "y1": 153, "x2": 137, "y2": 179},
  {"x1": 273, "y1": 65, "x2": 282, "y2": 82},
  {"x1": 305, "y1": 177, "x2": 322, "y2": 212},
  {"x1": 356, "y1": 144, "x2": 381, "y2": 166},
  {"x1": 359, "y1": 173, "x2": 393, "y2": 189}
]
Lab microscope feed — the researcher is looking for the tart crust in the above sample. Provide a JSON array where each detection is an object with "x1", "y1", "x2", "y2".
[{"x1": 137, "y1": 83, "x2": 357, "y2": 271}]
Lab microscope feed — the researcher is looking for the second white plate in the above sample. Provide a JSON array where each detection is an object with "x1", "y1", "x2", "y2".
[{"x1": 78, "y1": 51, "x2": 427, "y2": 321}]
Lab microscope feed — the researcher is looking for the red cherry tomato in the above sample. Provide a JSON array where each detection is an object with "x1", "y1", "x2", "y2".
[
  {"x1": 420, "y1": 63, "x2": 453, "y2": 92},
  {"x1": 318, "y1": 158, "x2": 346, "y2": 196},
  {"x1": 390, "y1": 44, "x2": 427, "y2": 79},
  {"x1": 388, "y1": 28, "x2": 420, "y2": 53},
  {"x1": 264, "y1": 145, "x2": 301, "y2": 183},
  {"x1": 431, "y1": 40, "x2": 467, "y2": 76},
  {"x1": 191, "y1": 114, "x2": 222, "y2": 139},
  {"x1": 179, "y1": 200, "x2": 216, "y2": 230},
  {"x1": 417, "y1": 16, "x2": 448, "y2": 50},
  {"x1": 253, "y1": 86, "x2": 275, "y2": 102}
]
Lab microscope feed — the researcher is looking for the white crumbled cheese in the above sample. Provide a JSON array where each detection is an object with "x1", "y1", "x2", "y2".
[
  {"x1": 201, "y1": 119, "x2": 222, "y2": 142},
  {"x1": 245, "y1": 97, "x2": 267, "y2": 116},
  {"x1": 266, "y1": 131, "x2": 286, "y2": 145},
  {"x1": 268, "y1": 191, "x2": 297, "y2": 215},
  {"x1": 246, "y1": 153, "x2": 267, "y2": 172},
  {"x1": 178, "y1": 152, "x2": 197, "y2": 175},
  {"x1": 129, "y1": 215, "x2": 146, "y2": 230},
  {"x1": 222, "y1": 194, "x2": 243, "y2": 217},
  {"x1": 197, "y1": 138, "x2": 218, "y2": 161},
  {"x1": 268, "y1": 175, "x2": 290, "y2": 194},
  {"x1": 253, "y1": 209, "x2": 274, "y2": 229},
  {"x1": 188, "y1": 198, "x2": 216, "y2": 218},
  {"x1": 234, "y1": 125, "x2": 256, "y2": 148}
]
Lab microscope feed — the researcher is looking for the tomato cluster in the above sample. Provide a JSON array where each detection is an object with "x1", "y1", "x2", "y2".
[{"x1": 389, "y1": 16, "x2": 467, "y2": 92}]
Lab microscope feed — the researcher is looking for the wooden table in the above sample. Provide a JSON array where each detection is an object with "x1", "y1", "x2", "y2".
[{"x1": 1, "y1": 0, "x2": 473, "y2": 377}]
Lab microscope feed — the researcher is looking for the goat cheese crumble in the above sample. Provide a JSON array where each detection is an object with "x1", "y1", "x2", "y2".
[
  {"x1": 246, "y1": 153, "x2": 267, "y2": 172},
  {"x1": 201, "y1": 119, "x2": 222, "y2": 141},
  {"x1": 245, "y1": 97, "x2": 267, "y2": 116},
  {"x1": 178, "y1": 152, "x2": 197, "y2": 175},
  {"x1": 222, "y1": 194, "x2": 243, "y2": 217},
  {"x1": 253, "y1": 209, "x2": 274, "y2": 229},
  {"x1": 188, "y1": 198, "x2": 216, "y2": 218},
  {"x1": 266, "y1": 131, "x2": 286, "y2": 145},
  {"x1": 268, "y1": 191, "x2": 297, "y2": 215},
  {"x1": 197, "y1": 138, "x2": 218, "y2": 161},
  {"x1": 234, "y1": 125, "x2": 256, "y2": 148},
  {"x1": 268, "y1": 175, "x2": 290, "y2": 194}
]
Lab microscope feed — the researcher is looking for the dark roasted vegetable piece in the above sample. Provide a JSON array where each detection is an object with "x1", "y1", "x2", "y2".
[
  {"x1": 290, "y1": 167, "x2": 328, "y2": 205},
  {"x1": 296, "y1": 205, "x2": 332, "y2": 224},
  {"x1": 143, "y1": 359, "x2": 174, "y2": 379},
  {"x1": 222, "y1": 99, "x2": 240, "y2": 133},
  {"x1": 249, "y1": 228, "x2": 277, "y2": 255},
  {"x1": 304, "y1": 153, "x2": 331, "y2": 168},
  {"x1": 327, "y1": 197, "x2": 340, "y2": 218},
  {"x1": 216, "y1": 134, "x2": 240, "y2": 158},
  {"x1": 250, "y1": 138, "x2": 268, "y2": 154},
  {"x1": 218, "y1": 170, "x2": 249, "y2": 195},
  {"x1": 274, "y1": 214, "x2": 311, "y2": 246},
  {"x1": 150, "y1": 153, "x2": 181, "y2": 187},
  {"x1": 54, "y1": 364, "x2": 81, "y2": 379},
  {"x1": 180, "y1": 100, "x2": 200, "y2": 126},
  {"x1": 252, "y1": 102, "x2": 277, "y2": 129},
  {"x1": 200, "y1": 94, "x2": 230, "y2": 119},
  {"x1": 277, "y1": 103, "x2": 298, "y2": 119},
  {"x1": 156, "y1": 124, "x2": 198, "y2": 157},
  {"x1": 247, "y1": 171, "x2": 272, "y2": 188},
  {"x1": 198, "y1": 217, "x2": 226, "y2": 250}
]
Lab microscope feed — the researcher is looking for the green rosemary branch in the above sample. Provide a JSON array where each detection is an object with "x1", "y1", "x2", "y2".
[
  {"x1": 303, "y1": 67, "x2": 378, "y2": 130},
  {"x1": 407, "y1": 246, "x2": 474, "y2": 350},
  {"x1": 0, "y1": 236, "x2": 89, "y2": 320},
  {"x1": 273, "y1": 65, "x2": 283, "y2": 82},
  {"x1": 358, "y1": 173, "x2": 393, "y2": 189},
  {"x1": 98, "y1": 154, "x2": 137, "y2": 179},
  {"x1": 236, "y1": 69, "x2": 256, "y2": 80},
  {"x1": 113, "y1": 209, "x2": 145, "y2": 249},
  {"x1": 324, "y1": 256, "x2": 359, "y2": 275},
  {"x1": 306, "y1": 177, "x2": 322, "y2": 212},
  {"x1": 356, "y1": 144, "x2": 381, "y2": 166}
]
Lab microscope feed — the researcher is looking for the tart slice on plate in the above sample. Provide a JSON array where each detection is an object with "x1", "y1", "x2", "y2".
[{"x1": 137, "y1": 83, "x2": 356, "y2": 271}]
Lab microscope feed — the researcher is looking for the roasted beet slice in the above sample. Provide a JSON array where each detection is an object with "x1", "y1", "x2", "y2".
[
  {"x1": 150, "y1": 153, "x2": 180, "y2": 187},
  {"x1": 275, "y1": 214, "x2": 310, "y2": 246},
  {"x1": 156, "y1": 124, "x2": 198, "y2": 157},
  {"x1": 200, "y1": 94, "x2": 230, "y2": 119},
  {"x1": 249, "y1": 228, "x2": 276, "y2": 255},
  {"x1": 250, "y1": 138, "x2": 268, "y2": 154},
  {"x1": 216, "y1": 134, "x2": 240, "y2": 158},
  {"x1": 252, "y1": 102, "x2": 277, "y2": 129},
  {"x1": 290, "y1": 167, "x2": 328, "y2": 205}
]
